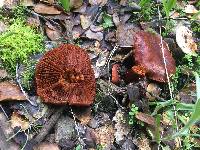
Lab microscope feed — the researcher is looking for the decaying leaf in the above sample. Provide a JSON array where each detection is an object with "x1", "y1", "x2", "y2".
[
  {"x1": 135, "y1": 112, "x2": 155, "y2": 126},
  {"x1": 116, "y1": 23, "x2": 139, "y2": 47},
  {"x1": 74, "y1": 107, "x2": 92, "y2": 125},
  {"x1": 95, "y1": 123, "x2": 115, "y2": 149},
  {"x1": 33, "y1": 142, "x2": 60, "y2": 150},
  {"x1": 45, "y1": 22, "x2": 61, "y2": 41},
  {"x1": 10, "y1": 112, "x2": 29, "y2": 131},
  {"x1": 80, "y1": 15, "x2": 91, "y2": 29},
  {"x1": 0, "y1": 69, "x2": 9, "y2": 79},
  {"x1": 34, "y1": 3, "x2": 62, "y2": 15},
  {"x1": 89, "y1": 0, "x2": 107, "y2": 6},
  {"x1": 26, "y1": 17, "x2": 40, "y2": 28},
  {"x1": 85, "y1": 29, "x2": 103, "y2": 41},
  {"x1": 176, "y1": 25, "x2": 197, "y2": 55},
  {"x1": 0, "y1": 82, "x2": 26, "y2": 101},
  {"x1": 184, "y1": 5, "x2": 198, "y2": 14},
  {"x1": 113, "y1": 110, "x2": 131, "y2": 144}
]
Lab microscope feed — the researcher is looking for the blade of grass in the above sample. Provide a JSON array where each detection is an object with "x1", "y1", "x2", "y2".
[
  {"x1": 139, "y1": 0, "x2": 150, "y2": 7},
  {"x1": 162, "y1": 0, "x2": 176, "y2": 18},
  {"x1": 171, "y1": 72, "x2": 200, "y2": 138},
  {"x1": 59, "y1": 0, "x2": 71, "y2": 11}
]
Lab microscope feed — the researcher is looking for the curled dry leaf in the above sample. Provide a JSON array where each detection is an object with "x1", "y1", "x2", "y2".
[
  {"x1": 132, "y1": 31, "x2": 176, "y2": 82},
  {"x1": 0, "y1": 82, "x2": 26, "y2": 101},
  {"x1": 10, "y1": 112, "x2": 29, "y2": 131},
  {"x1": 176, "y1": 25, "x2": 197, "y2": 55},
  {"x1": 34, "y1": 3, "x2": 61, "y2": 15}
]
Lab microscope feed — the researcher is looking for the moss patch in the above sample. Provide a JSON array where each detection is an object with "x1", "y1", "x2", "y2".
[{"x1": 0, "y1": 19, "x2": 44, "y2": 75}]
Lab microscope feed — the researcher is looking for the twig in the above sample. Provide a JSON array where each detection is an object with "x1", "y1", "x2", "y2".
[{"x1": 24, "y1": 106, "x2": 65, "y2": 150}]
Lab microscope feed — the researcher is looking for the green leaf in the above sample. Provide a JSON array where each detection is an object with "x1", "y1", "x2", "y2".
[
  {"x1": 59, "y1": 0, "x2": 71, "y2": 11},
  {"x1": 172, "y1": 72, "x2": 200, "y2": 138},
  {"x1": 102, "y1": 13, "x2": 114, "y2": 29},
  {"x1": 139, "y1": 0, "x2": 151, "y2": 7},
  {"x1": 162, "y1": 0, "x2": 176, "y2": 18}
]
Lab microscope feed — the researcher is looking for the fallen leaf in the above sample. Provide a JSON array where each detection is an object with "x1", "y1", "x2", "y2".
[
  {"x1": 34, "y1": 3, "x2": 61, "y2": 15},
  {"x1": 45, "y1": 22, "x2": 61, "y2": 41},
  {"x1": 137, "y1": 136, "x2": 151, "y2": 150},
  {"x1": 39, "y1": 0, "x2": 55, "y2": 5},
  {"x1": 70, "y1": 0, "x2": 83, "y2": 8},
  {"x1": 135, "y1": 112, "x2": 155, "y2": 126},
  {"x1": 85, "y1": 29, "x2": 103, "y2": 41},
  {"x1": 26, "y1": 17, "x2": 40, "y2": 28},
  {"x1": 10, "y1": 112, "x2": 29, "y2": 131},
  {"x1": 176, "y1": 25, "x2": 197, "y2": 55},
  {"x1": 116, "y1": 23, "x2": 139, "y2": 47},
  {"x1": 0, "y1": 81, "x2": 26, "y2": 101},
  {"x1": 21, "y1": 0, "x2": 35, "y2": 6},
  {"x1": 89, "y1": 0, "x2": 107, "y2": 6},
  {"x1": 33, "y1": 142, "x2": 60, "y2": 150},
  {"x1": 74, "y1": 107, "x2": 92, "y2": 125},
  {"x1": 146, "y1": 83, "x2": 161, "y2": 101},
  {"x1": 80, "y1": 15, "x2": 91, "y2": 29},
  {"x1": 184, "y1": 5, "x2": 198, "y2": 14}
]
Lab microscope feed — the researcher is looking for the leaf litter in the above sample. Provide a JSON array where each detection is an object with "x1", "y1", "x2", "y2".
[{"x1": 0, "y1": 0, "x2": 199, "y2": 149}]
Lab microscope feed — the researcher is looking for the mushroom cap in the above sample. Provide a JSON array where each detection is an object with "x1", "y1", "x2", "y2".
[
  {"x1": 35, "y1": 44, "x2": 96, "y2": 106},
  {"x1": 133, "y1": 31, "x2": 176, "y2": 82}
]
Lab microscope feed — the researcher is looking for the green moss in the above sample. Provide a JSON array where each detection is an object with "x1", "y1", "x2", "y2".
[{"x1": 0, "y1": 19, "x2": 44, "y2": 75}]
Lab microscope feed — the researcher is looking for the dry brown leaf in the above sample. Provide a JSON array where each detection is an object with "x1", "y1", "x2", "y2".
[
  {"x1": 45, "y1": 26, "x2": 61, "y2": 41},
  {"x1": 10, "y1": 112, "x2": 29, "y2": 130},
  {"x1": 0, "y1": 69, "x2": 8, "y2": 79},
  {"x1": 89, "y1": 0, "x2": 107, "y2": 6},
  {"x1": 70, "y1": 0, "x2": 83, "y2": 8},
  {"x1": 33, "y1": 142, "x2": 60, "y2": 150},
  {"x1": 26, "y1": 17, "x2": 40, "y2": 27},
  {"x1": 80, "y1": 15, "x2": 91, "y2": 29},
  {"x1": 34, "y1": 3, "x2": 61, "y2": 15},
  {"x1": 135, "y1": 112, "x2": 155, "y2": 126},
  {"x1": 39, "y1": 0, "x2": 55, "y2": 5},
  {"x1": 74, "y1": 107, "x2": 92, "y2": 125},
  {"x1": 85, "y1": 30, "x2": 103, "y2": 41},
  {"x1": 176, "y1": 25, "x2": 197, "y2": 55},
  {"x1": 0, "y1": 81, "x2": 26, "y2": 101}
]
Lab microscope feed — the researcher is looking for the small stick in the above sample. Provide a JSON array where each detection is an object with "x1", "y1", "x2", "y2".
[{"x1": 24, "y1": 106, "x2": 65, "y2": 150}]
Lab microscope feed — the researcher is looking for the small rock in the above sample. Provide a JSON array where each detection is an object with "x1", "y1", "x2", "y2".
[
  {"x1": 85, "y1": 30, "x2": 103, "y2": 41},
  {"x1": 90, "y1": 25, "x2": 103, "y2": 32},
  {"x1": 33, "y1": 143, "x2": 60, "y2": 150},
  {"x1": 184, "y1": 4, "x2": 198, "y2": 14},
  {"x1": 113, "y1": 12, "x2": 120, "y2": 26},
  {"x1": 0, "y1": 81, "x2": 26, "y2": 101},
  {"x1": 55, "y1": 115, "x2": 75, "y2": 142}
]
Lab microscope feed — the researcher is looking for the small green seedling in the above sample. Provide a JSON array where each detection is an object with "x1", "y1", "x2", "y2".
[
  {"x1": 128, "y1": 104, "x2": 139, "y2": 125},
  {"x1": 102, "y1": 13, "x2": 114, "y2": 29}
]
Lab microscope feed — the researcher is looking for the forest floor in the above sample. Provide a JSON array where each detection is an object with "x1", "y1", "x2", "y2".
[{"x1": 0, "y1": 0, "x2": 199, "y2": 150}]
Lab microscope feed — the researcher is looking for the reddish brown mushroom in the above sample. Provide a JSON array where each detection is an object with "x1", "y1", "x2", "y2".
[
  {"x1": 35, "y1": 44, "x2": 96, "y2": 106},
  {"x1": 132, "y1": 31, "x2": 176, "y2": 82}
]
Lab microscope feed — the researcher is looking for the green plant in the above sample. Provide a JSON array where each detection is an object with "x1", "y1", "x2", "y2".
[
  {"x1": 162, "y1": 0, "x2": 177, "y2": 18},
  {"x1": 0, "y1": 19, "x2": 44, "y2": 75},
  {"x1": 139, "y1": 1, "x2": 157, "y2": 21},
  {"x1": 128, "y1": 104, "x2": 139, "y2": 125},
  {"x1": 59, "y1": 0, "x2": 71, "y2": 11},
  {"x1": 102, "y1": 13, "x2": 114, "y2": 29}
]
